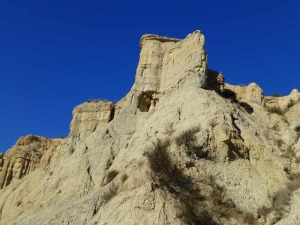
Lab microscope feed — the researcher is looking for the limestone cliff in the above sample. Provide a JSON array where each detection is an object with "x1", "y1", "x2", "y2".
[{"x1": 0, "y1": 31, "x2": 300, "y2": 225}]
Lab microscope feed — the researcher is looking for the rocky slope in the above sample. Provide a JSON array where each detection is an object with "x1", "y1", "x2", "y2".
[{"x1": 1, "y1": 31, "x2": 300, "y2": 225}]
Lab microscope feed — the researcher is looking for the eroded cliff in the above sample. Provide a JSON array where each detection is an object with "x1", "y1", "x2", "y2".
[
  {"x1": 0, "y1": 135, "x2": 62, "y2": 189},
  {"x1": 0, "y1": 31, "x2": 300, "y2": 225}
]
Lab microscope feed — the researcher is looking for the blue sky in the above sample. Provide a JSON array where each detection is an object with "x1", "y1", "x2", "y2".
[{"x1": 1, "y1": 0, "x2": 299, "y2": 152}]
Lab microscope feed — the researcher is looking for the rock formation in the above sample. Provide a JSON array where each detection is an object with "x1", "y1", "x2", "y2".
[
  {"x1": 0, "y1": 31, "x2": 300, "y2": 225},
  {"x1": 0, "y1": 135, "x2": 62, "y2": 189}
]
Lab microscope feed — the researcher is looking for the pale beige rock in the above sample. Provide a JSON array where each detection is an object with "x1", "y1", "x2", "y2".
[
  {"x1": 70, "y1": 100, "x2": 114, "y2": 142},
  {"x1": 134, "y1": 31, "x2": 207, "y2": 93},
  {"x1": 0, "y1": 31, "x2": 300, "y2": 225},
  {"x1": 225, "y1": 82, "x2": 264, "y2": 105},
  {"x1": 0, "y1": 135, "x2": 61, "y2": 189},
  {"x1": 265, "y1": 89, "x2": 300, "y2": 113}
]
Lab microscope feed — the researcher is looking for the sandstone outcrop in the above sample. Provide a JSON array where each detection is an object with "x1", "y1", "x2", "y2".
[
  {"x1": 70, "y1": 100, "x2": 114, "y2": 140},
  {"x1": 0, "y1": 135, "x2": 61, "y2": 189},
  {"x1": 0, "y1": 31, "x2": 300, "y2": 225},
  {"x1": 134, "y1": 31, "x2": 207, "y2": 93},
  {"x1": 225, "y1": 83, "x2": 264, "y2": 105},
  {"x1": 265, "y1": 89, "x2": 300, "y2": 114}
]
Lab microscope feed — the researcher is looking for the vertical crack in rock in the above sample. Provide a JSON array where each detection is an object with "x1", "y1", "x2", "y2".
[
  {"x1": 87, "y1": 166, "x2": 95, "y2": 186},
  {"x1": 108, "y1": 104, "x2": 115, "y2": 122}
]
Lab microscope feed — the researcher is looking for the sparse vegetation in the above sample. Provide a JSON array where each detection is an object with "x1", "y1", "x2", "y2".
[
  {"x1": 176, "y1": 175, "x2": 257, "y2": 225},
  {"x1": 175, "y1": 126, "x2": 200, "y2": 146},
  {"x1": 267, "y1": 99, "x2": 294, "y2": 115},
  {"x1": 272, "y1": 93, "x2": 282, "y2": 97},
  {"x1": 146, "y1": 139, "x2": 257, "y2": 224},
  {"x1": 209, "y1": 118, "x2": 218, "y2": 128},
  {"x1": 86, "y1": 99, "x2": 110, "y2": 103},
  {"x1": 146, "y1": 139, "x2": 183, "y2": 187},
  {"x1": 242, "y1": 212, "x2": 256, "y2": 224},
  {"x1": 175, "y1": 126, "x2": 209, "y2": 159},
  {"x1": 271, "y1": 174, "x2": 300, "y2": 219},
  {"x1": 272, "y1": 123, "x2": 280, "y2": 131},
  {"x1": 267, "y1": 106, "x2": 283, "y2": 115},
  {"x1": 286, "y1": 100, "x2": 295, "y2": 109},
  {"x1": 258, "y1": 173, "x2": 300, "y2": 222},
  {"x1": 282, "y1": 145, "x2": 296, "y2": 159},
  {"x1": 275, "y1": 139, "x2": 284, "y2": 148},
  {"x1": 87, "y1": 99, "x2": 101, "y2": 103},
  {"x1": 177, "y1": 107, "x2": 182, "y2": 120}
]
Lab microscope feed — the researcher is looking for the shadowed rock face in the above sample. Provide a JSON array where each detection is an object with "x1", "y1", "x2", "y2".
[{"x1": 1, "y1": 31, "x2": 300, "y2": 225}]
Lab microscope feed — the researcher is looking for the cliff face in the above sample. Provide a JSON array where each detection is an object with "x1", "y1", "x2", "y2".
[
  {"x1": 0, "y1": 135, "x2": 61, "y2": 189},
  {"x1": 0, "y1": 31, "x2": 300, "y2": 225},
  {"x1": 134, "y1": 32, "x2": 207, "y2": 93}
]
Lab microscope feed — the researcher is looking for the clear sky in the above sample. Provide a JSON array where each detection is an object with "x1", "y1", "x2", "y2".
[{"x1": 1, "y1": 0, "x2": 299, "y2": 152}]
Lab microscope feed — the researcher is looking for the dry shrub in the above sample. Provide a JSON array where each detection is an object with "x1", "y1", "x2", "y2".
[
  {"x1": 177, "y1": 176, "x2": 257, "y2": 225},
  {"x1": 86, "y1": 99, "x2": 109, "y2": 103},
  {"x1": 146, "y1": 139, "x2": 211, "y2": 224},
  {"x1": 287, "y1": 173, "x2": 300, "y2": 191},
  {"x1": 268, "y1": 106, "x2": 283, "y2": 115},
  {"x1": 209, "y1": 119, "x2": 218, "y2": 128},
  {"x1": 146, "y1": 139, "x2": 189, "y2": 189},
  {"x1": 286, "y1": 100, "x2": 294, "y2": 109},
  {"x1": 87, "y1": 99, "x2": 101, "y2": 103},
  {"x1": 271, "y1": 175, "x2": 300, "y2": 216},
  {"x1": 275, "y1": 139, "x2": 284, "y2": 148},
  {"x1": 242, "y1": 212, "x2": 256, "y2": 225},
  {"x1": 147, "y1": 139, "x2": 257, "y2": 224},
  {"x1": 175, "y1": 126, "x2": 200, "y2": 147},
  {"x1": 146, "y1": 139, "x2": 171, "y2": 176},
  {"x1": 259, "y1": 173, "x2": 300, "y2": 222},
  {"x1": 175, "y1": 126, "x2": 208, "y2": 159},
  {"x1": 272, "y1": 188, "x2": 291, "y2": 217},
  {"x1": 272, "y1": 93, "x2": 282, "y2": 97}
]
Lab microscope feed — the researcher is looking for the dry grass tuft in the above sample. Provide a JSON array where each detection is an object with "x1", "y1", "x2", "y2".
[
  {"x1": 147, "y1": 140, "x2": 257, "y2": 224},
  {"x1": 175, "y1": 126, "x2": 209, "y2": 159}
]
